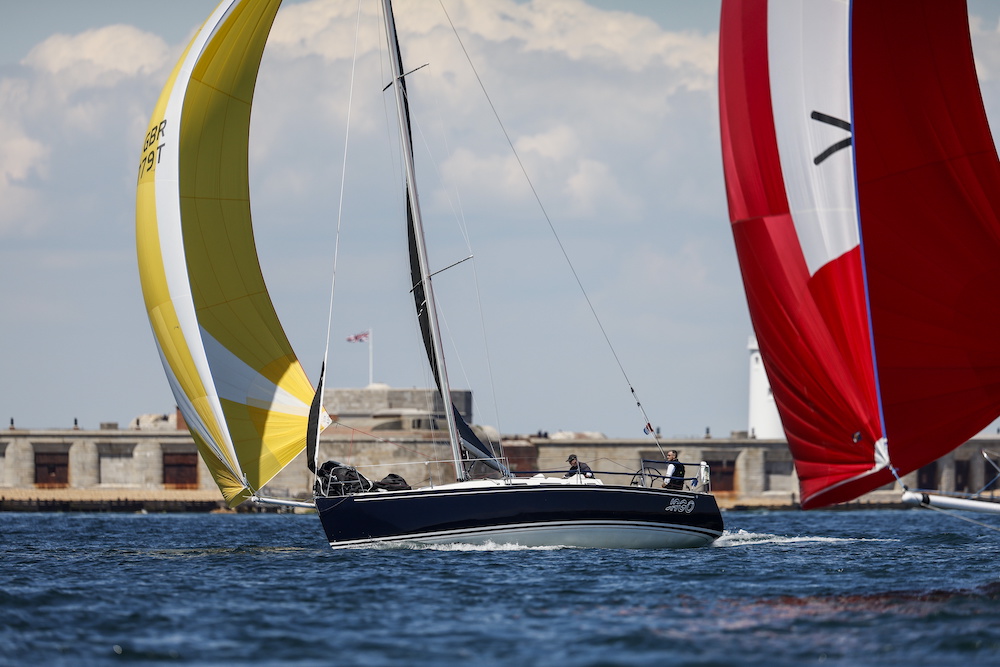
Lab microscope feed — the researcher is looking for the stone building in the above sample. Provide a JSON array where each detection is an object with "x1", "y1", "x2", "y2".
[{"x1": 3, "y1": 386, "x2": 999, "y2": 510}]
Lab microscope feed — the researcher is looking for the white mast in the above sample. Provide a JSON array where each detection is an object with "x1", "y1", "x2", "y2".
[{"x1": 380, "y1": 0, "x2": 466, "y2": 481}]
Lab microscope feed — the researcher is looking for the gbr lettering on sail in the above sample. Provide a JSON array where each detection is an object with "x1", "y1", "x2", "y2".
[{"x1": 138, "y1": 119, "x2": 167, "y2": 182}]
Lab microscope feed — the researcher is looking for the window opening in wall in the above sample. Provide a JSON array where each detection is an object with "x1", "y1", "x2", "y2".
[
  {"x1": 704, "y1": 458, "x2": 735, "y2": 492},
  {"x1": 164, "y1": 452, "x2": 198, "y2": 489},
  {"x1": 955, "y1": 459, "x2": 970, "y2": 494},
  {"x1": 35, "y1": 452, "x2": 69, "y2": 488},
  {"x1": 917, "y1": 462, "x2": 938, "y2": 490}
]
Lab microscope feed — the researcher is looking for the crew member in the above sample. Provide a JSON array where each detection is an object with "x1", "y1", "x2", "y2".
[
  {"x1": 663, "y1": 450, "x2": 685, "y2": 490},
  {"x1": 564, "y1": 454, "x2": 594, "y2": 478}
]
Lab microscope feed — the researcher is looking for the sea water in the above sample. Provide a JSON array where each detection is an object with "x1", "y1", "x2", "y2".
[{"x1": 1, "y1": 509, "x2": 998, "y2": 666}]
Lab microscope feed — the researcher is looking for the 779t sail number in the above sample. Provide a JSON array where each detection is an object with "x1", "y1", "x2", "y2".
[{"x1": 138, "y1": 119, "x2": 168, "y2": 182}]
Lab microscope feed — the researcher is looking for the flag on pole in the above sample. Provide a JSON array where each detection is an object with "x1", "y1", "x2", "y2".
[
  {"x1": 643, "y1": 423, "x2": 653, "y2": 435},
  {"x1": 346, "y1": 330, "x2": 370, "y2": 343}
]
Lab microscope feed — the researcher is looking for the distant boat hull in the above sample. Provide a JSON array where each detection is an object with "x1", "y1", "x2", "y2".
[{"x1": 315, "y1": 481, "x2": 723, "y2": 549}]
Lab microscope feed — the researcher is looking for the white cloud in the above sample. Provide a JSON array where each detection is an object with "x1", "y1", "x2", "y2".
[
  {"x1": 0, "y1": 0, "x2": 748, "y2": 438},
  {"x1": 248, "y1": 0, "x2": 718, "y2": 235},
  {"x1": 438, "y1": 148, "x2": 526, "y2": 200},
  {"x1": 515, "y1": 125, "x2": 577, "y2": 162},
  {"x1": 969, "y1": 13, "x2": 1000, "y2": 145},
  {"x1": 23, "y1": 24, "x2": 169, "y2": 79},
  {"x1": 265, "y1": 0, "x2": 717, "y2": 93},
  {"x1": 0, "y1": 25, "x2": 173, "y2": 239},
  {"x1": 0, "y1": 81, "x2": 50, "y2": 235},
  {"x1": 0, "y1": 115, "x2": 48, "y2": 181},
  {"x1": 972, "y1": 14, "x2": 1000, "y2": 80},
  {"x1": 564, "y1": 158, "x2": 636, "y2": 220},
  {"x1": 268, "y1": 0, "x2": 382, "y2": 62}
]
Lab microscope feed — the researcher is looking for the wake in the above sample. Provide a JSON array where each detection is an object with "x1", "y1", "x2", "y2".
[{"x1": 714, "y1": 528, "x2": 898, "y2": 547}]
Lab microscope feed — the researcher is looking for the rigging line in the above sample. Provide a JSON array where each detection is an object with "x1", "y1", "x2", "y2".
[
  {"x1": 311, "y1": 0, "x2": 364, "y2": 486},
  {"x1": 440, "y1": 173, "x2": 507, "y2": 461},
  {"x1": 402, "y1": 80, "x2": 509, "y2": 461},
  {"x1": 914, "y1": 501, "x2": 1000, "y2": 534},
  {"x1": 437, "y1": 0, "x2": 665, "y2": 451},
  {"x1": 374, "y1": 3, "x2": 439, "y2": 403},
  {"x1": 428, "y1": 255, "x2": 473, "y2": 279},
  {"x1": 324, "y1": 0, "x2": 366, "y2": 365},
  {"x1": 376, "y1": 1, "x2": 432, "y2": 408},
  {"x1": 413, "y1": 111, "x2": 507, "y2": 448},
  {"x1": 435, "y1": 302, "x2": 504, "y2": 459},
  {"x1": 328, "y1": 421, "x2": 431, "y2": 459},
  {"x1": 974, "y1": 449, "x2": 1000, "y2": 495},
  {"x1": 383, "y1": 63, "x2": 429, "y2": 91},
  {"x1": 459, "y1": 235, "x2": 507, "y2": 461},
  {"x1": 376, "y1": 0, "x2": 407, "y2": 245},
  {"x1": 241, "y1": 472, "x2": 259, "y2": 502}
]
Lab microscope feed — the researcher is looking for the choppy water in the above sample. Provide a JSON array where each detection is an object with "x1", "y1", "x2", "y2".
[{"x1": 1, "y1": 509, "x2": 998, "y2": 666}]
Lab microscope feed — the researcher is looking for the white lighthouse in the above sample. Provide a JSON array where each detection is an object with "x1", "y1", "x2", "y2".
[{"x1": 748, "y1": 335, "x2": 784, "y2": 439}]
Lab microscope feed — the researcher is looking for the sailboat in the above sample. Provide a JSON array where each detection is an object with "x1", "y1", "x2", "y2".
[
  {"x1": 135, "y1": 0, "x2": 723, "y2": 548},
  {"x1": 718, "y1": 0, "x2": 1000, "y2": 513}
]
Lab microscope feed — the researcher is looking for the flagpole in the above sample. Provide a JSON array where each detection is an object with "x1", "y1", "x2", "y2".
[{"x1": 346, "y1": 329, "x2": 374, "y2": 386}]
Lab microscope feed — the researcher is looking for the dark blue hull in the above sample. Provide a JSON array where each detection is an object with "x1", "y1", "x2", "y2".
[{"x1": 315, "y1": 482, "x2": 724, "y2": 548}]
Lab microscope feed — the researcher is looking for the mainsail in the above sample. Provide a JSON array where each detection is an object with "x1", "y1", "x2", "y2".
[
  {"x1": 382, "y1": 0, "x2": 506, "y2": 477},
  {"x1": 719, "y1": 0, "x2": 1000, "y2": 508},
  {"x1": 136, "y1": 0, "x2": 320, "y2": 506}
]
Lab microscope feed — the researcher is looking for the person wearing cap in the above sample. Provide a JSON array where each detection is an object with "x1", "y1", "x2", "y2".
[
  {"x1": 563, "y1": 454, "x2": 593, "y2": 478},
  {"x1": 662, "y1": 450, "x2": 685, "y2": 490}
]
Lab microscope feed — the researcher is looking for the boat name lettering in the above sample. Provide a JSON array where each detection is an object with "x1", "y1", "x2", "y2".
[
  {"x1": 665, "y1": 497, "x2": 695, "y2": 514},
  {"x1": 138, "y1": 119, "x2": 167, "y2": 181}
]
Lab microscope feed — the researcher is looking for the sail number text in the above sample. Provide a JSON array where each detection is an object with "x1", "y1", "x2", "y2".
[{"x1": 138, "y1": 119, "x2": 168, "y2": 181}]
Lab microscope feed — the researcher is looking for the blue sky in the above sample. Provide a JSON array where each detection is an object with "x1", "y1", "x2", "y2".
[{"x1": 3, "y1": 1, "x2": 1000, "y2": 440}]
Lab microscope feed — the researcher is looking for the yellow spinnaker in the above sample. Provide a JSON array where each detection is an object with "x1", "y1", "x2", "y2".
[{"x1": 136, "y1": 0, "x2": 316, "y2": 506}]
